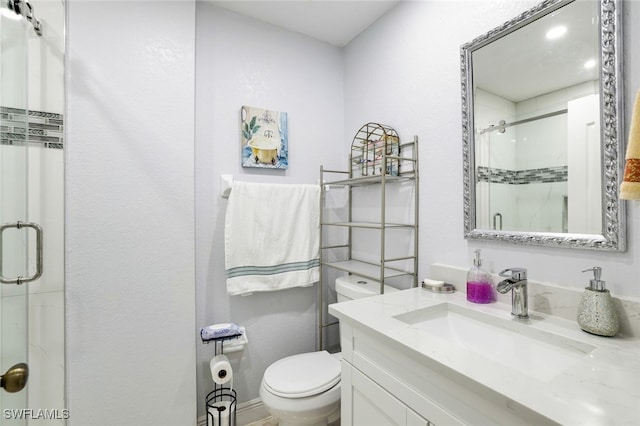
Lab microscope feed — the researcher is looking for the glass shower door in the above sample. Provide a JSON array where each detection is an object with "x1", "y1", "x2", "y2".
[{"x1": 0, "y1": 6, "x2": 30, "y2": 421}]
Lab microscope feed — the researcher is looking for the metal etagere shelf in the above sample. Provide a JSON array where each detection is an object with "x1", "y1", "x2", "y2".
[{"x1": 318, "y1": 123, "x2": 419, "y2": 350}]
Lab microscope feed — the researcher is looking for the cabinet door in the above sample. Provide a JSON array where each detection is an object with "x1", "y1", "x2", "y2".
[
  {"x1": 407, "y1": 408, "x2": 430, "y2": 426},
  {"x1": 351, "y1": 365, "x2": 406, "y2": 426},
  {"x1": 344, "y1": 362, "x2": 433, "y2": 426}
]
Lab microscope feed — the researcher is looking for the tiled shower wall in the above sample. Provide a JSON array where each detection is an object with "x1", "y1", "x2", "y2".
[
  {"x1": 1, "y1": 106, "x2": 64, "y2": 149},
  {"x1": 477, "y1": 166, "x2": 568, "y2": 185},
  {"x1": 477, "y1": 165, "x2": 569, "y2": 232}
]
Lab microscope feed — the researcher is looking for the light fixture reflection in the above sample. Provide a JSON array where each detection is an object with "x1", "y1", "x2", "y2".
[
  {"x1": 546, "y1": 25, "x2": 567, "y2": 40},
  {"x1": 0, "y1": 7, "x2": 22, "y2": 21},
  {"x1": 584, "y1": 59, "x2": 597, "y2": 69}
]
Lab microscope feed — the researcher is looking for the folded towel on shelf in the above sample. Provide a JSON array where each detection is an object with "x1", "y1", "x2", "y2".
[
  {"x1": 620, "y1": 90, "x2": 640, "y2": 200},
  {"x1": 200, "y1": 323, "x2": 243, "y2": 342},
  {"x1": 224, "y1": 181, "x2": 320, "y2": 295}
]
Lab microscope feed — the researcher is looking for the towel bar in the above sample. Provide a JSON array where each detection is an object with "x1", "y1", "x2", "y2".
[{"x1": 220, "y1": 174, "x2": 233, "y2": 198}]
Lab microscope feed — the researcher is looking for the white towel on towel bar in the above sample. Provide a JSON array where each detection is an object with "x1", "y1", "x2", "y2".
[{"x1": 224, "y1": 181, "x2": 320, "y2": 295}]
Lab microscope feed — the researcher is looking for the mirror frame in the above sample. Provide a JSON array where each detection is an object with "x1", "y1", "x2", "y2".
[{"x1": 461, "y1": 0, "x2": 626, "y2": 251}]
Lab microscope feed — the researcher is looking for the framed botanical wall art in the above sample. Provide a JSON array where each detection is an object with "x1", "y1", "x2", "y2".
[{"x1": 241, "y1": 106, "x2": 288, "y2": 169}]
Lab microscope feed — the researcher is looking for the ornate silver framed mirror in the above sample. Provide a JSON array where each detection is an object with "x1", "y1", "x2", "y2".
[{"x1": 461, "y1": 0, "x2": 625, "y2": 251}]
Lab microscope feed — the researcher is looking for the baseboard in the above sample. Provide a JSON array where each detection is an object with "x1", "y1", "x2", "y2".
[{"x1": 197, "y1": 398, "x2": 269, "y2": 426}]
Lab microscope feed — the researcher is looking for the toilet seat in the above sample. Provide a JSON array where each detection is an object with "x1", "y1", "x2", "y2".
[{"x1": 263, "y1": 351, "x2": 341, "y2": 398}]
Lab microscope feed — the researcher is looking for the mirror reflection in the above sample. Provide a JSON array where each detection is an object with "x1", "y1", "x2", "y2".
[
  {"x1": 461, "y1": 0, "x2": 625, "y2": 250},
  {"x1": 474, "y1": 0, "x2": 599, "y2": 234}
]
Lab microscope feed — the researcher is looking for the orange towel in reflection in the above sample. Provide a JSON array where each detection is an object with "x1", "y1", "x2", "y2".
[{"x1": 620, "y1": 91, "x2": 640, "y2": 200}]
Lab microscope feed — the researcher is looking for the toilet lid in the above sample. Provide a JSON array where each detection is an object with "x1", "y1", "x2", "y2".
[{"x1": 263, "y1": 351, "x2": 341, "y2": 398}]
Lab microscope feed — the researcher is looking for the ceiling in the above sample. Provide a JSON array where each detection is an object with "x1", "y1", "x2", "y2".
[
  {"x1": 472, "y1": 0, "x2": 599, "y2": 103},
  {"x1": 209, "y1": 0, "x2": 400, "y2": 47},
  {"x1": 209, "y1": 0, "x2": 599, "y2": 105}
]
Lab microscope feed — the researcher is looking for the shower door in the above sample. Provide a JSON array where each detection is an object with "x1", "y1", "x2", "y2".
[{"x1": 1, "y1": 6, "x2": 31, "y2": 421}]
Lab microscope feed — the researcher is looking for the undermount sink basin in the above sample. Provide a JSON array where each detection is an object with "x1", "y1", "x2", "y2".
[{"x1": 393, "y1": 303, "x2": 596, "y2": 381}]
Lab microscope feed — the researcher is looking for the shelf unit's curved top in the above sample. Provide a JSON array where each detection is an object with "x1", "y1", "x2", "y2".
[{"x1": 351, "y1": 122, "x2": 400, "y2": 179}]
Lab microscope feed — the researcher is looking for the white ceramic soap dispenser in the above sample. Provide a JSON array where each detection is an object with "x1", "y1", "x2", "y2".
[{"x1": 577, "y1": 267, "x2": 619, "y2": 337}]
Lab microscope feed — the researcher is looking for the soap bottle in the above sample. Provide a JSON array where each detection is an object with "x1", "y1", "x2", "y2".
[
  {"x1": 466, "y1": 249, "x2": 495, "y2": 304},
  {"x1": 577, "y1": 267, "x2": 619, "y2": 337}
]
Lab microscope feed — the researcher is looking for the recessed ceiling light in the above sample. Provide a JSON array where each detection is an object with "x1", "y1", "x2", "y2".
[
  {"x1": 546, "y1": 25, "x2": 567, "y2": 40},
  {"x1": 584, "y1": 59, "x2": 597, "y2": 69}
]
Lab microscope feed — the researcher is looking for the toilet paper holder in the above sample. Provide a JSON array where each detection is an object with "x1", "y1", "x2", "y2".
[{"x1": 202, "y1": 331, "x2": 239, "y2": 426}]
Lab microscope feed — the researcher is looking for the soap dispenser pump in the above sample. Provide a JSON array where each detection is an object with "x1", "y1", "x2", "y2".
[
  {"x1": 577, "y1": 267, "x2": 619, "y2": 337},
  {"x1": 466, "y1": 249, "x2": 495, "y2": 304}
]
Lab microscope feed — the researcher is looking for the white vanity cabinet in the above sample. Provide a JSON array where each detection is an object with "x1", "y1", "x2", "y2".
[
  {"x1": 338, "y1": 320, "x2": 556, "y2": 426},
  {"x1": 331, "y1": 288, "x2": 640, "y2": 425}
]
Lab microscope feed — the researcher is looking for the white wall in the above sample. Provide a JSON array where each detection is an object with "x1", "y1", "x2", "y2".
[
  {"x1": 344, "y1": 0, "x2": 639, "y2": 299},
  {"x1": 194, "y1": 3, "x2": 345, "y2": 413},
  {"x1": 65, "y1": 2, "x2": 196, "y2": 425}
]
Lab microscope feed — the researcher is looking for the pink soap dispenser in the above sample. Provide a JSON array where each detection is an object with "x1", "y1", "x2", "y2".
[{"x1": 466, "y1": 249, "x2": 495, "y2": 304}]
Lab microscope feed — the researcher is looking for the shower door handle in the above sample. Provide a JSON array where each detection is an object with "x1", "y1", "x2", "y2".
[
  {"x1": 0, "y1": 221, "x2": 43, "y2": 285},
  {"x1": 1, "y1": 363, "x2": 29, "y2": 393},
  {"x1": 493, "y1": 213, "x2": 503, "y2": 230}
]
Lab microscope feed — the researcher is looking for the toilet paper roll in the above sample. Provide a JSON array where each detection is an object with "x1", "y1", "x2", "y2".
[
  {"x1": 208, "y1": 401, "x2": 231, "y2": 426},
  {"x1": 210, "y1": 354, "x2": 233, "y2": 387}
]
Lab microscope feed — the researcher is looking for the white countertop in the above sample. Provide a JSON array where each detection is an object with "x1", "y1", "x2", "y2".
[{"x1": 329, "y1": 287, "x2": 640, "y2": 425}]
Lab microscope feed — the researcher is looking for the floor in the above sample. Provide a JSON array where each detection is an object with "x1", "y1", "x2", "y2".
[
  {"x1": 244, "y1": 417, "x2": 340, "y2": 426},
  {"x1": 245, "y1": 417, "x2": 278, "y2": 426}
]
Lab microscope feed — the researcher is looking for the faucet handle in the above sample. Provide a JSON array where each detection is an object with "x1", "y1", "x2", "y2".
[{"x1": 498, "y1": 267, "x2": 527, "y2": 280}]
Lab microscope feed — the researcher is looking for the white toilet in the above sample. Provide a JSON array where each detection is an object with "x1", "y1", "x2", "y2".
[{"x1": 259, "y1": 275, "x2": 398, "y2": 426}]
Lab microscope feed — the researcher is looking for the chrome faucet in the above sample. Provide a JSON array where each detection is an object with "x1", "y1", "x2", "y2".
[{"x1": 497, "y1": 268, "x2": 528, "y2": 319}]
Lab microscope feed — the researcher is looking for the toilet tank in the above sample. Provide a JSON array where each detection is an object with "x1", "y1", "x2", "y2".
[{"x1": 335, "y1": 275, "x2": 398, "y2": 303}]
